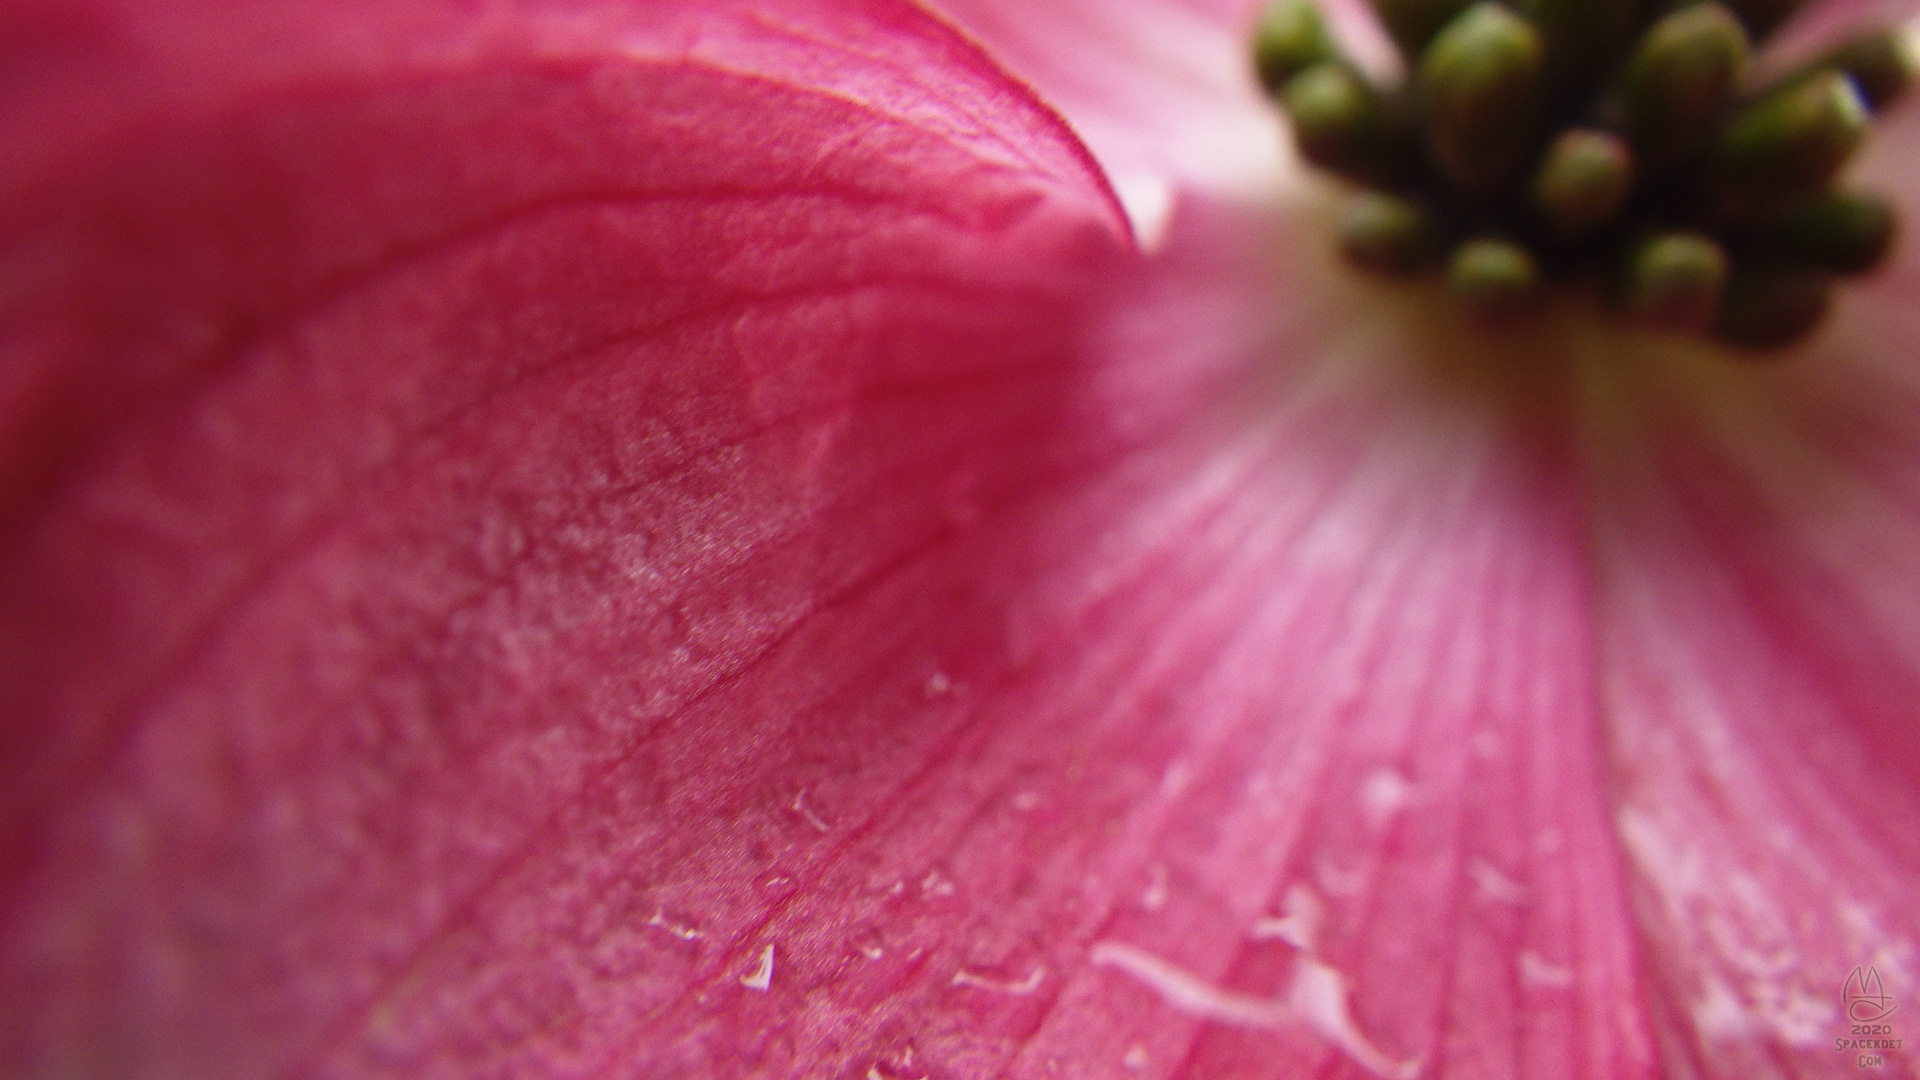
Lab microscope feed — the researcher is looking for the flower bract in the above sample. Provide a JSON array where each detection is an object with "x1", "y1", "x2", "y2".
[{"x1": 1, "y1": 1, "x2": 1918, "y2": 1078}]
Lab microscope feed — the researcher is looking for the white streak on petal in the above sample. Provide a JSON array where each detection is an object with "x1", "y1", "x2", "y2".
[
  {"x1": 1251, "y1": 884, "x2": 1324, "y2": 950},
  {"x1": 1092, "y1": 941, "x2": 1289, "y2": 1028},
  {"x1": 1142, "y1": 863, "x2": 1169, "y2": 912},
  {"x1": 1359, "y1": 766, "x2": 1412, "y2": 824},
  {"x1": 1288, "y1": 957, "x2": 1426, "y2": 1080},
  {"x1": 1112, "y1": 172, "x2": 1177, "y2": 255},
  {"x1": 1469, "y1": 859, "x2": 1527, "y2": 906},
  {"x1": 1092, "y1": 942, "x2": 1422, "y2": 1080},
  {"x1": 644, "y1": 910, "x2": 703, "y2": 941},
  {"x1": 951, "y1": 966, "x2": 1047, "y2": 995},
  {"x1": 1519, "y1": 950, "x2": 1574, "y2": 989},
  {"x1": 740, "y1": 944, "x2": 774, "y2": 992},
  {"x1": 1693, "y1": 979, "x2": 1750, "y2": 1041},
  {"x1": 791, "y1": 790, "x2": 831, "y2": 833}
]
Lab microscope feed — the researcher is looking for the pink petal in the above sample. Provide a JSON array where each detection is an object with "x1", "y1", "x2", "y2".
[
  {"x1": 1756, "y1": 0, "x2": 1919, "y2": 74},
  {"x1": 2, "y1": 2, "x2": 1665, "y2": 1079},
  {"x1": 949, "y1": 200, "x2": 1660, "y2": 1080},
  {"x1": 0, "y1": 1, "x2": 1125, "y2": 1073},
  {"x1": 1582, "y1": 105, "x2": 1920, "y2": 1079},
  {"x1": 912, "y1": 0, "x2": 1291, "y2": 246}
]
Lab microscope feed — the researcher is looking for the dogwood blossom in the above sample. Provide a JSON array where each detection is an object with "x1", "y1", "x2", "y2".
[{"x1": 2, "y1": 1, "x2": 1917, "y2": 1078}]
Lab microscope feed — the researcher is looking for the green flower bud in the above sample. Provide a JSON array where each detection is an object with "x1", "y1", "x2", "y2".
[
  {"x1": 1247, "y1": 0, "x2": 1901, "y2": 347},
  {"x1": 1532, "y1": 129, "x2": 1636, "y2": 240},
  {"x1": 1619, "y1": 3, "x2": 1750, "y2": 170},
  {"x1": 1763, "y1": 190, "x2": 1896, "y2": 273},
  {"x1": 1618, "y1": 232, "x2": 1729, "y2": 330},
  {"x1": 1369, "y1": 0, "x2": 1477, "y2": 58},
  {"x1": 1256, "y1": 0, "x2": 1339, "y2": 93},
  {"x1": 1417, "y1": 3, "x2": 1546, "y2": 195},
  {"x1": 1339, "y1": 191, "x2": 1437, "y2": 273},
  {"x1": 1447, "y1": 237, "x2": 1540, "y2": 319},
  {"x1": 1825, "y1": 29, "x2": 1917, "y2": 111},
  {"x1": 1713, "y1": 70, "x2": 1869, "y2": 213},
  {"x1": 1716, "y1": 262, "x2": 1833, "y2": 347},
  {"x1": 1281, "y1": 62, "x2": 1396, "y2": 182}
]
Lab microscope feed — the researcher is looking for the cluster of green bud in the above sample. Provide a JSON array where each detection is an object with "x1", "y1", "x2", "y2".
[{"x1": 1254, "y1": 0, "x2": 1913, "y2": 350}]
